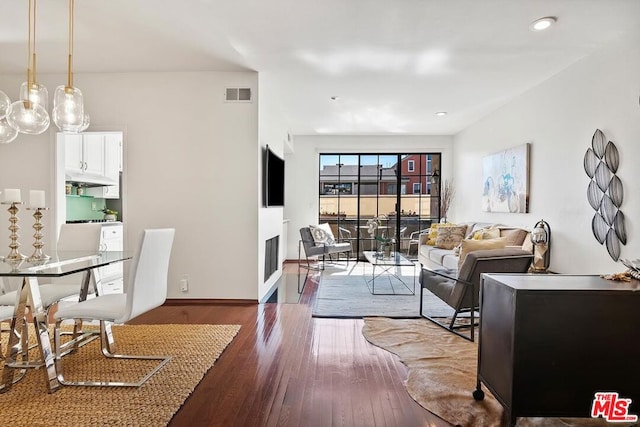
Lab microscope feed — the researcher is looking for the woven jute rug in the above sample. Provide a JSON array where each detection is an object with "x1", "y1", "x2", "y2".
[
  {"x1": 0, "y1": 323, "x2": 240, "y2": 426},
  {"x1": 362, "y1": 318, "x2": 628, "y2": 427}
]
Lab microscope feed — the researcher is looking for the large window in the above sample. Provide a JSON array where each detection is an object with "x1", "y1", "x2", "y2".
[{"x1": 318, "y1": 153, "x2": 441, "y2": 259}]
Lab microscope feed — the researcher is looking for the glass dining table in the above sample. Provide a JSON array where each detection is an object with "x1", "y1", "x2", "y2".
[{"x1": 0, "y1": 250, "x2": 132, "y2": 393}]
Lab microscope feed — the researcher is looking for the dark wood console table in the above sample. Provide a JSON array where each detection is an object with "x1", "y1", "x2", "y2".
[{"x1": 474, "y1": 274, "x2": 640, "y2": 426}]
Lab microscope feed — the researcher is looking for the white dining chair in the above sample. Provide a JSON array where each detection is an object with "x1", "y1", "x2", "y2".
[{"x1": 53, "y1": 228, "x2": 175, "y2": 387}]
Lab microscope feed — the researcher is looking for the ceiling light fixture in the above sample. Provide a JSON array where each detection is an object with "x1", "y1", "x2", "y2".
[
  {"x1": 6, "y1": 0, "x2": 50, "y2": 135},
  {"x1": 0, "y1": 90, "x2": 18, "y2": 144},
  {"x1": 0, "y1": 117, "x2": 19, "y2": 144},
  {"x1": 435, "y1": 111, "x2": 447, "y2": 116},
  {"x1": 0, "y1": 91, "x2": 10, "y2": 120},
  {"x1": 530, "y1": 16, "x2": 557, "y2": 32},
  {"x1": 330, "y1": 96, "x2": 340, "y2": 101},
  {"x1": 53, "y1": 0, "x2": 88, "y2": 133}
]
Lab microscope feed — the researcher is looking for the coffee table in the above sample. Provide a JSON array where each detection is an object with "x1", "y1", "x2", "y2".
[{"x1": 362, "y1": 251, "x2": 416, "y2": 295}]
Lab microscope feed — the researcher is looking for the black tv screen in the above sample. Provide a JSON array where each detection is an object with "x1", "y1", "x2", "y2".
[{"x1": 264, "y1": 145, "x2": 285, "y2": 207}]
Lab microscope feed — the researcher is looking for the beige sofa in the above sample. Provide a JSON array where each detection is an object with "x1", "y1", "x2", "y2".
[{"x1": 417, "y1": 222, "x2": 532, "y2": 270}]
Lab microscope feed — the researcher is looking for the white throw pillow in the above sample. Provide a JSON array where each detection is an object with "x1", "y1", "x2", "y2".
[{"x1": 309, "y1": 223, "x2": 336, "y2": 245}]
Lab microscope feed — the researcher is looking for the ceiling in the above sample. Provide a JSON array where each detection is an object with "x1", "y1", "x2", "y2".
[{"x1": 1, "y1": 0, "x2": 639, "y2": 135}]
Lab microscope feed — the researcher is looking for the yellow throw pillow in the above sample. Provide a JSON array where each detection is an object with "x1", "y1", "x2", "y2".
[
  {"x1": 458, "y1": 237, "x2": 507, "y2": 269},
  {"x1": 472, "y1": 227, "x2": 501, "y2": 240},
  {"x1": 434, "y1": 225, "x2": 467, "y2": 250}
]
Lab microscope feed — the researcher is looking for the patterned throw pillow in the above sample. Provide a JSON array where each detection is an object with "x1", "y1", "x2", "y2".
[
  {"x1": 434, "y1": 225, "x2": 467, "y2": 250},
  {"x1": 309, "y1": 223, "x2": 336, "y2": 245},
  {"x1": 426, "y1": 223, "x2": 453, "y2": 246}
]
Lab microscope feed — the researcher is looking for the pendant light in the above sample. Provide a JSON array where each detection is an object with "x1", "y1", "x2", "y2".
[
  {"x1": 0, "y1": 90, "x2": 10, "y2": 120},
  {"x1": 53, "y1": 0, "x2": 85, "y2": 133},
  {"x1": 0, "y1": 118, "x2": 19, "y2": 144},
  {"x1": 6, "y1": 0, "x2": 50, "y2": 135},
  {"x1": 0, "y1": 91, "x2": 19, "y2": 144}
]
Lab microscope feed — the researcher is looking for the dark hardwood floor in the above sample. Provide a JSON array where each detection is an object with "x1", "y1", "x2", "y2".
[{"x1": 131, "y1": 264, "x2": 450, "y2": 427}]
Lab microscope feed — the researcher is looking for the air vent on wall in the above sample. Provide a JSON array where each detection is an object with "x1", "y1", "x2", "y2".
[{"x1": 225, "y1": 87, "x2": 252, "y2": 102}]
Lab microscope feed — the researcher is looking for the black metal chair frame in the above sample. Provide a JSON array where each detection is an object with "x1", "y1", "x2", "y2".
[
  {"x1": 419, "y1": 268, "x2": 478, "y2": 341},
  {"x1": 419, "y1": 249, "x2": 533, "y2": 342}
]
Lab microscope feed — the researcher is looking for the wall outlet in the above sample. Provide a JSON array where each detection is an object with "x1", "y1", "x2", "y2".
[{"x1": 180, "y1": 275, "x2": 189, "y2": 292}]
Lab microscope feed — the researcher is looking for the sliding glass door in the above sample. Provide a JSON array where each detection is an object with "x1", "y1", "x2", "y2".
[{"x1": 319, "y1": 153, "x2": 441, "y2": 259}]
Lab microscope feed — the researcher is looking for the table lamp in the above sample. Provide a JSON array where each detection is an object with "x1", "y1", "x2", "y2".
[{"x1": 531, "y1": 219, "x2": 551, "y2": 273}]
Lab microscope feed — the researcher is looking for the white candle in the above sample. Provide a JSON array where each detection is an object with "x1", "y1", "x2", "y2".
[
  {"x1": 29, "y1": 190, "x2": 46, "y2": 208},
  {"x1": 3, "y1": 189, "x2": 21, "y2": 203}
]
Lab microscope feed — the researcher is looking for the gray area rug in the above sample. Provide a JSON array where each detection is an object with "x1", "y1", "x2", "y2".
[{"x1": 312, "y1": 263, "x2": 460, "y2": 318}]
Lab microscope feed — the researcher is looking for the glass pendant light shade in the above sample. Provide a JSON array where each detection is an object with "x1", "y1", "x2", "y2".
[
  {"x1": 53, "y1": 85, "x2": 84, "y2": 133},
  {"x1": 79, "y1": 112, "x2": 90, "y2": 132},
  {"x1": 0, "y1": 117, "x2": 19, "y2": 144},
  {"x1": 0, "y1": 90, "x2": 11, "y2": 120},
  {"x1": 19, "y1": 81, "x2": 48, "y2": 108},
  {"x1": 6, "y1": 99, "x2": 50, "y2": 135}
]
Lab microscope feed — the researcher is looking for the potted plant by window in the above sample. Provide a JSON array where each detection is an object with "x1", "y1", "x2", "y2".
[{"x1": 102, "y1": 208, "x2": 118, "y2": 221}]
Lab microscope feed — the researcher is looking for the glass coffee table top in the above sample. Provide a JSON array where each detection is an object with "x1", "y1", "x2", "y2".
[
  {"x1": 362, "y1": 251, "x2": 416, "y2": 295},
  {"x1": 363, "y1": 251, "x2": 414, "y2": 266}
]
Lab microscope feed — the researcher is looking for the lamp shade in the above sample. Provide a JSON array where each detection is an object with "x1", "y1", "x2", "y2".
[
  {"x1": 52, "y1": 85, "x2": 84, "y2": 133},
  {"x1": 0, "y1": 117, "x2": 19, "y2": 144},
  {"x1": 531, "y1": 222, "x2": 549, "y2": 244},
  {"x1": 0, "y1": 90, "x2": 10, "y2": 120},
  {"x1": 78, "y1": 112, "x2": 90, "y2": 132},
  {"x1": 6, "y1": 99, "x2": 50, "y2": 135},
  {"x1": 19, "y1": 81, "x2": 49, "y2": 108}
]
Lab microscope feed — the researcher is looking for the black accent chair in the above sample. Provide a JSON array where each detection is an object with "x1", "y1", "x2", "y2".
[
  {"x1": 419, "y1": 248, "x2": 533, "y2": 341},
  {"x1": 299, "y1": 227, "x2": 352, "y2": 271}
]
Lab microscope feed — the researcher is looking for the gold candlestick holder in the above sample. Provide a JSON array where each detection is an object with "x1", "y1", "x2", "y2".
[
  {"x1": 2, "y1": 201, "x2": 26, "y2": 262},
  {"x1": 27, "y1": 207, "x2": 50, "y2": 262}
]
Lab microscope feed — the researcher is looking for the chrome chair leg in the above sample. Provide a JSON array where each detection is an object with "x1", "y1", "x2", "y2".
[{"x1": 54, "y1": 320, "x2": 172, "y2": 387}]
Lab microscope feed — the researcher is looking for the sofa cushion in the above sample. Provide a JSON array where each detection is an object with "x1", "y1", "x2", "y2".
[
  {"x1": 429, "y1": 248, "x2": 455, "y2": 264},
  {"x1": 499, "y1": 228, "x2": 528, "y2": 246},
  {"x1": 435, "y1": 225, "x2": 467, "y2": 250},
  {"x1": 458, "y1": 237, "x2": 508, "y2": 269},
  {"x1": 420, "y1": 268, "x2": 457, "y2": 303},
  {"x1": 442, "y1": 254, "x2": 460, "y2": 270}
]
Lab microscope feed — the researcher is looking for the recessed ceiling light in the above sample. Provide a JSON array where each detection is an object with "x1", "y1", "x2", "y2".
[
  {"x1": 330, "y1": 96, "x2": 340, "y2": 101},
  {"x1": 435, "y1": 111, "x2": 447, "y2": 116},
  {"x1": 530, "y1": 16, "x2": 557, "y2": 32}
]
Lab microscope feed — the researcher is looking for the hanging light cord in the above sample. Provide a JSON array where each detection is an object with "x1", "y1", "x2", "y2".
[
  {"x1": 67, "y1": 0, "x2": 74, "y2": 89},
  {"x1": 26, "y1": 0, "x2": 33, "y2": 97},
  {"x1": 32, "y1": 0, "x2": 38, "y2": 87}
]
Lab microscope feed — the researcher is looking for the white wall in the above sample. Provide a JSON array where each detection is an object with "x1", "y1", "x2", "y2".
[
  {"x1": 284, "y1": 134, "x2": 454, "y2": 260},
  {"x1": 257, "y1": 72, "x2": 289, "y2": 301},
  {"x1": 0, "y1": 71, "x2": 260, "y2": 300},
  {"x1": 453, "y1": 34, "x2": 640, "y2": 274}
]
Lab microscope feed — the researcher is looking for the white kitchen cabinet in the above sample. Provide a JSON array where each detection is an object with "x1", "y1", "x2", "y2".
[
  {"x1": 82, "y1": 133, "x2": 105, "y2": 177},
  {"x1": 97, "y1": 223, "x2": 124, "y2": 295},
  {"x1": 64, "y1": 132, "x2": 121, "y2": 185},
  {"x1": 64, "y1": 134, "x2": 84, "y2": 175}
]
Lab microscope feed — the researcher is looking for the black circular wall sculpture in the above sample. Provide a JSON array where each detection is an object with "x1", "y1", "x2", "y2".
[{"x1": 584, "y1": 129, "x2": 626, "y2": 261}]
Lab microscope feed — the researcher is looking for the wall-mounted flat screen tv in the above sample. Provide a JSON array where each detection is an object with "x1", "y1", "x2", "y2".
[{"x1": 263, "y1": 145, "x2": 285, "y2": 207}]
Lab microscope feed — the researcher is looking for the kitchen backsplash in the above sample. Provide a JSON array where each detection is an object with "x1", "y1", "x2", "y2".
[{"x1": 66, "y1": 196, "x2": 107, "y2": 221}]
